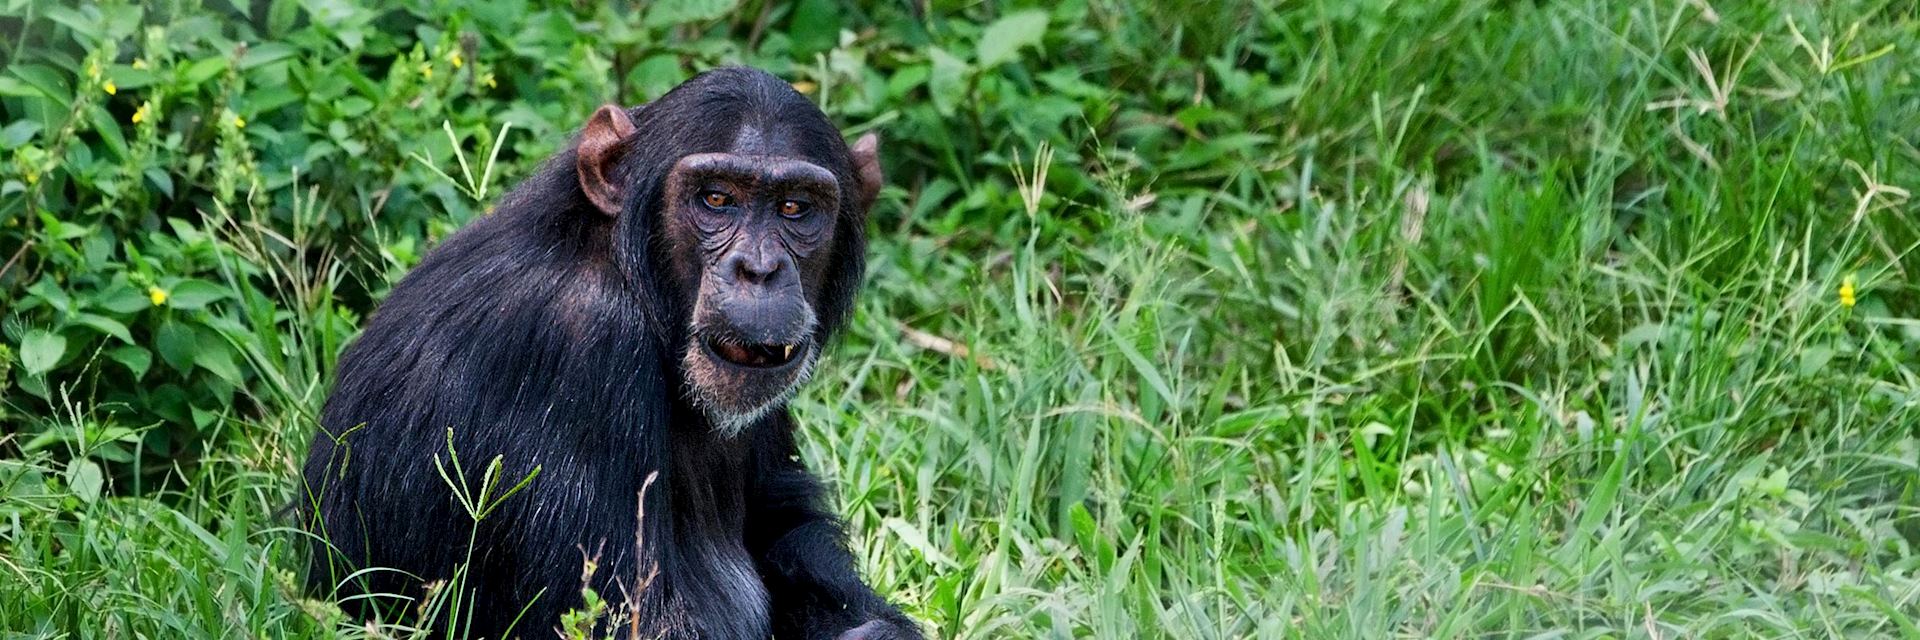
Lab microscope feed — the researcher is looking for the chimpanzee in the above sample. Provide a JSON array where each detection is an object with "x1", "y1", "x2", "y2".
[{"x1": 299, "y1": 67, "x2": 918, "y2": 640}]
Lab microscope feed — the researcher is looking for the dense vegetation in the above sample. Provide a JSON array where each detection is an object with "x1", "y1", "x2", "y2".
[{"x1": 2, "y1": 0, "x2": 1917, "y2": 637}]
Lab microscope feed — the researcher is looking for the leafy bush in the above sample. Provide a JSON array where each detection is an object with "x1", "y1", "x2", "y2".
[{"x1": 0, "y1": 0, "x2": 1269, "y2": 490}]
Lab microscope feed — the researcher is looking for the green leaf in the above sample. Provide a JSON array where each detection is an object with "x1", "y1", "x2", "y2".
[
  {"x1": 26, "y1": 278, "x2": 73, "y2": 314},
  {"x1": 66, "y1": 459, "x2": 105, "y2": 504},
  {"x1": 108, "y1": 345, "x2": 152, "y2": 379},
  {"x1": 1106, "y1": 324, "x2": 1175, "y2": 405},
  {"x1": 145, "y1": 168, "x2": 175, "y2": 198},
  {"x1": 195, "y1": 334, "x2": 244, "y2": 385},
  {"x1": 883, "y1": 517, "x2": 960, "y2": 570},
  {"x1": 643, "y1": 0, "x2": 740, "y2": 27},
  {"x1": 1621, "y1": 322, "x2": 1663, "y2": 349},
  {"x1": 886, "y1": 65, "x2": 930, "y2": 99},
  {"x1": 39, "y1": 211, "x2": 94, "y2": 240},
  {"x1": 166, "y1": 279, "x2": 231, "y2": 310},
  {"x1": 250, "y1": 87, "x2": 298, "y2": 115},
  {"x1": 337, "y1": 96, "x2": 373, "y2": 118},
  {"x1": 42, "y1": 5, "x2": 102, "y2": 33},
  {"x1": 927, "y1": 47, "x2": 970, "y2": 117},
  {"x1": 87, "y1": 104, "x2": 128, "y2": 162},
  {"x1": 101, "y1": 3, "x2": 143, "y2": 38},
  {"x1": 240, "y1": 42, "x2": 299, "y2": 69},
  {"x1": 788, "y1": 0, "x2": 842, "y2": 56},
  {"x1": 106, "y1": 65, "x2": 158, "y2": 91},
  {"x1": 21, "y1": 330, "x2": 66, "y2": 376},
  {"x1": 1798, "y1": 345, "x2": 1836, "y2": 376},
  {"x1": 1570, "y1": 450, "x2": 1626, "y2": 557},
  {"x1": 267, "y1": 0, "x2": 300, "y2": 35},
  {"x1": 0, "y1": 76, "x2": 45, "y2": 98},
  {"x1": 94, "y1": 284, "x2": 151, "y2": 314},
  {"x1": 183, "y1": 57, "x2": 229, "y2": 88},
  {"x1": 976, "y1": 10, "x2": 1049, "y2": 68},
  {"x1": 1068, "y1": 501, "x2": 1097, "y2": 543},
  {"x1": 5, "y1": 64, "x2": 71, "y2": 103},
  {"x1": 1, "y1": 119, "x2": 40, "y2": 147},
  {"x1": 631, "y1": 55, "x2": 687, "y2": 100},
  {"x1": 156, "y1": 321, "x2": 198, "y2": 374},
  {"x1": 73, "y1": 314, "x2": 134, "y2": 344}
]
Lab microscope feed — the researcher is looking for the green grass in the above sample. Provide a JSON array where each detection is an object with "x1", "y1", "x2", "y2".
[{"x1": 4, "y1": 0, "x2": 1920, "y2": 638}]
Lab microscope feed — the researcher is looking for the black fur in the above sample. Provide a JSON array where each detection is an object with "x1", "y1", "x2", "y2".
[{"x1": 299, "y1": 67, "x2": 917, "y2": 640}]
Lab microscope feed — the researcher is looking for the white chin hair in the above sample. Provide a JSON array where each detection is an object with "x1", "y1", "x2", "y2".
[
  {"x1": 707, "y1": 402, "x2": 773, "y2": 438},
  {"x1": 705, "y1": 355, "x2": 816, "y2": 438}
]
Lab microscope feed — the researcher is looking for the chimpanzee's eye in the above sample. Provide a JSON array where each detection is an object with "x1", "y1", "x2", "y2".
[
  {"x1": 777, "y1": 200, "x2": 808, "y2": 218},
  {"x1": 701, "y1": 191, "x2": 733, "y2": 209}
]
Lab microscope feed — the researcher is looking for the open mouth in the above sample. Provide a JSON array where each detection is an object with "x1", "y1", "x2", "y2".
[{"x1": 704, "y1": 337, "x2": 804, "y2": 369}]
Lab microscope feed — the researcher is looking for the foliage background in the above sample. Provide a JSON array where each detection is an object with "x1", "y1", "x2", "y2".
[{"x1": 1, "y1": 0, "x2": 1918, "y2": 638}]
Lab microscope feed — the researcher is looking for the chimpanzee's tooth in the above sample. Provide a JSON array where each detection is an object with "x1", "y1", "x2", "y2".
[{"x1": 783, "y1": 345, "x2": 793, "y2": 359}]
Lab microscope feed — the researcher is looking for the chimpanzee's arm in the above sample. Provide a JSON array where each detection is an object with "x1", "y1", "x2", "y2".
[{"x1": 747, "y1": 414, "x2": 922, "y2": 640}]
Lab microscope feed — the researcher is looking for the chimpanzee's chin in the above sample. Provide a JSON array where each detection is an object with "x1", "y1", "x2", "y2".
[{"x1": 683, "y1": 336, "x2": 813, "y2": 435}]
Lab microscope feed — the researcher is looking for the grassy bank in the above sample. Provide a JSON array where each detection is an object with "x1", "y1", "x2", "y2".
[{"x1": 3, "y1": 0, "x2": 1918, "y2": 638}]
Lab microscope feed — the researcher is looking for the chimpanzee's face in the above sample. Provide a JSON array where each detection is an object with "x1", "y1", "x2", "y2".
[
  {"x1": 574, "y1": 95, "x2": 880, "y2": 436},
  {"x1": 661, "y1": 131, "x2": 847, "y2": 433}
]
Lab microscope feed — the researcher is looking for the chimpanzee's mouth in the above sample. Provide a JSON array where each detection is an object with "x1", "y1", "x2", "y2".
[{"x1": 703, "y1": 337, "x2": 804, "y2": 369}]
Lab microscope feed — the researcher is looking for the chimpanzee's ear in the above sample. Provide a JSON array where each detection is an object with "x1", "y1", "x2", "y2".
[
  {"x1": 850, "y1": 132, "x2": 882, "y2": 210},
  {"x1": 578, "y1": 105, "x2": 638, "y2": 216}
]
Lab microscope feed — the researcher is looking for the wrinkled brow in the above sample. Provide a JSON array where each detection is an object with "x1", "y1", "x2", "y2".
[{"x1": 674, "y1": 153, "x2": 840, "y2": 201}]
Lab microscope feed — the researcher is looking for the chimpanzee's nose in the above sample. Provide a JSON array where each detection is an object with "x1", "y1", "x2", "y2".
[{"x1": 725, "y1": 246, "x2": 790, "y2": 288}]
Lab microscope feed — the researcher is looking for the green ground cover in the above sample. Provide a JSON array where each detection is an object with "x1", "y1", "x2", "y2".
[{"x1": 2, "y1": 0, "x2": 1917, "y2": 637}]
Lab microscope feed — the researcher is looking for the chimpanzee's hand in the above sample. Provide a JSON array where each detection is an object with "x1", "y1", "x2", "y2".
[{"x1": 837, "y1": 619, "x2": 922, "y2": 640}]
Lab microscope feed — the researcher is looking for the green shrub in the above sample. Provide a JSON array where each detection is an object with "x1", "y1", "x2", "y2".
[{"x1": 0, "y1": 0, "x2": 1267, "y2": 503}]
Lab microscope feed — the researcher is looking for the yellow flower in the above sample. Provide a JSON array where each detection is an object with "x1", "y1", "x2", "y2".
[
  {"x1": 420, "y1": 63, "x2": 433, "y2": 79},
  {"x1": 131, "y1": 102, "x2": 149, "y2": 124},
  {"x1": 103, "y1": 80, "x2": 116, "y2": 95},
  {"x1": 480, "y1": 72, "x2": 497, "y2": 89},
  {"x1": 791, "y1": 80, "x2": 818, "y2": 94},
  {"x1": 23, "y1": 171, "x2": 37, "y2": 186},
  {"x1": 449, "y1": 51, "x2": 463, "y2": 69},
  {"x1": 233, "y1": 114, "x2": 246, "y2": 129},
  {"x1": 132, "y1": 59, "x2": 148, "y2": 70},
  {"x1": 148, "y1": 286, "x2": 168, "y2": 306},
  {"x1": 1839, "y1": 274, "x2": 1857, "y2": 308}
]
